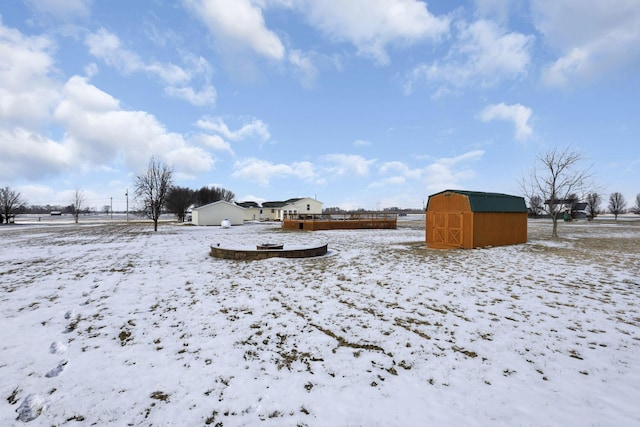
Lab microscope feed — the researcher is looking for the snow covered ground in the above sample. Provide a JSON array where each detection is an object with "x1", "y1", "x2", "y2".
[{"x1": 1, "y1": 217, "x2": 639, "y2": 426}]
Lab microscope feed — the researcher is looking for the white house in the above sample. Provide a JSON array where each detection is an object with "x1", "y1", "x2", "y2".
[
  {"x1": 282, "y1": 197, "x2": 323, "y2": 219},
  {"x1": 191, "y1": 197, "x2": 324, "y2": 225},
  {"x1": 191, "y1": 200, "x2": 245, "y2": 226},
  {"x1": 259, "y1": 197, "x2": 323, "y2": 220}
]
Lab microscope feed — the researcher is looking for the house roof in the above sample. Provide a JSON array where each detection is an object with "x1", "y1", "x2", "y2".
[
  {"x1": 237, "y1": 197, "x2": 321, "y2": 209},
  {"x1": 192, "y1": 200, "x2": 244, "y2": 211},
  {"x1": 262, "y1": 201, "x2": 286, "y2": 208},
  {"x1": 429, "y1": 190, "x2": 527, "y2": 213},
  {"x1": 236, "y1": 201, "x2": 260, "y2": 208}
]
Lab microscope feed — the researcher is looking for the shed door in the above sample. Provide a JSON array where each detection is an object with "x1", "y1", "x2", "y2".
[{"x1": 432, "y1": 212, "x2": 463, "y2": 248}]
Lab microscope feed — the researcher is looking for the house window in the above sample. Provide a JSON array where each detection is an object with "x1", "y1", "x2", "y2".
[
  {"x1": 260, "y1": 209, "x2": 263, "y2": 214},
  {"x1": 271, "y1": 209, "x2": 275, "y2": 213},
  {"x1": 306, "y1": 204, "x2": 310, "y2": 211}
]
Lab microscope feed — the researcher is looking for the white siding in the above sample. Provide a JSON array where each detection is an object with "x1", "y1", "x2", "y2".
[
  {"x1": 242, "y1": 207, "x2": 264, "y2": 221},
  {"x1": 263, "y1": 207, "x2": 281, "y2": 221},
  {"x1": 280, "y1": 198, "x2": 323, "y2": 219},
  {"x1": 192, "y1": 201, "x2": 245, "y2": 226}
]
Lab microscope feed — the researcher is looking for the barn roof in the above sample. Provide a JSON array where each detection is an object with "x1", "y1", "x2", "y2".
[{"x1": 430, "y1": 190, "x2": 527, "y2": 213}]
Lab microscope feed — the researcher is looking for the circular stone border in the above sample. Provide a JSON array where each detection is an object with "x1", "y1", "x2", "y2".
[{"x1": 210, "y1": 243, "x2": 328, "y2": 260}]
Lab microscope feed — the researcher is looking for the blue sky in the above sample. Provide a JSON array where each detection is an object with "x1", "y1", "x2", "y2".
[{"x1": 1, "y1": 0, "x2": 638, "y2": 212}]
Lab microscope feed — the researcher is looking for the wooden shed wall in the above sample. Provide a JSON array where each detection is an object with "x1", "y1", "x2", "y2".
[
  {"x1": 471, "y1": 212, "x2": 527, "y2": 248},
  {"x1": 425, "y1": 193, "x2": 473, "y2": 249}
]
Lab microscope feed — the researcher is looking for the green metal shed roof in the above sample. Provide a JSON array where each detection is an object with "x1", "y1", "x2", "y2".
[{"x1": 429, "y1": 190, "x2": 527, "y2": 213}]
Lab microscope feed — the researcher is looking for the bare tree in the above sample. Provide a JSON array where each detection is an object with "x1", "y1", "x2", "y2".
[
  {"x1": 194, "y1": 186, "x2": 235, "y2": 207},
  {"x1": 165, "y1": 186, "x2": 195, "y2": 222},
  {"x1": 134, "y1": 157, "x2": 173, "y2": 231},
  {"x1": 72, "y1": 188, "x2": 85, "y2": 224},
  {"x1": 585, "y1": 193, "x2": 601, "y2": 219},
  {"x1": 0, "y1": 186, "x2": 26, "y2": 224},
  {"x1": 632, "y1": 194, "x2": 640, "y2": 215},
  {"x1": 528, "y1": 195, "x2": 544, "y2": 218},
  {"x1": 608, "y1": 192, "x2": 626, "y2": 220},
  {"x1": 521, "y1": 147, "x2": 592, "y2": 238}
]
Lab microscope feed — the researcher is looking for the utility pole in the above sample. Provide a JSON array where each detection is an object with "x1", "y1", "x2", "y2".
[
  {"x1": 125, "y1": 189, "x2": 129, "y2": 222},
  {"x1": 110, "y1": 197, "x2": 113, "y2": 220}
]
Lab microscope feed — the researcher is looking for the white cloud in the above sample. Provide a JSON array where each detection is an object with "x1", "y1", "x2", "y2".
[
  {"x1": 405, "y1": 19, "x2": 533, "y2": 94},
  {"x1": 369, "y1": 161, "x2": 424, "y2": 188},
  {"x1": 0, "y1": 128, "x2": 71, "y2": 181},
  {"x1": 53, "y1": 76, "x2": 215, "y2": 175},
  {"x1": 145, "y1": 62, "x2": 192, "y2": 86},
  {"x1": 230, "y1": 150, "x2": 482, "y2": 205},
  {"x1": 361, "y1": 152, "x2": 484, "y2": 199},
  {"x1": 378, "y1": 161, "x2": 421, "y2": 179},
  {"x1": 23, "y1": 0, "x2": 91, "y2": 21},
  {"x1": 298, "y1": 0, "x2": 449, "y2": 65},
  {"x1": 85, "y1": 28, "x2": 215, "y2": 105},
  {"x1": 185, "y1": 0, "x2": 285, "y2": 60},
  {"x1": 423, "y1": 150, "x2": 484, "y2": 192},
  {"x1": 289, "y1": 49, "x2": 318, "y2": 88},
  {"x1": 196, "y1": 117, "x2": 270, "y2": 142},
  {"x1": 185, "y1": 0, "x2": 447, "y2": 83},
  {"x1": 474, "y1": 0, "x2": 512, "y2": 24},
  {"x1": 478, "y1": 103, "x2": 533, "y2": 140},
  {"x1": 165, "y1": 85, "x2": 217, "y2": 106},
  {"x1": 0, "y1": 21, "x2": 69, "y2": 181},
  {"x1": 85, "y1": 28, "x2": 189, "y2": 84},
  {"x1": 321, "y1": 154, "x2": 376, "y2": 176},
  {"x1": 232, "y1": 158, "x2": 315, "y2": 186},
  {"x1": 353, "y1": 139, "x2": 371, "y2": 147},
  {"x1": 15, "y1": 183, "x2": 57, "y2": 206},
  {"x1": 85, "y1": 29, "x2": 142, "y2": 75},
  {"x1": 84, "y1": 62, "x2": 99, "y2": 77},
  {"x1": 164, "y1": 146, "x2": 217, "y2": 180},
  {"x1": 0, "y1": 22, "x2": 61, "y2": 126},
  {"x1": 532, "y1": 0, "x2": 640, "y2": 86},
  {"x1": 193, "y1": 134, "x2": 233, "y2": 154},
  {"x1": 184, "y1": 0, "x2": 448, "y2": 82}
]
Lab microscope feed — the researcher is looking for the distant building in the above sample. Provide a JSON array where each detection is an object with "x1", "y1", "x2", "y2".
[
  {"x1": 238, "y1": 197, "x2": 323, "y2": 221},
  {"x1": 570, "y1": 202, "x2": 588, "y2": 219},
  {"x1": 192, "y1": 197, "x2": 323, "y2": 225}
]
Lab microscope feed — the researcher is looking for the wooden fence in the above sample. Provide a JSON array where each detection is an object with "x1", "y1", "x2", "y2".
[{"x1": 282, "y1": 213, "x2": 397, "y2": 231}]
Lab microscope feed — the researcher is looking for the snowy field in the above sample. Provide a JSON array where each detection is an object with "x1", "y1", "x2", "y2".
[{"x1": 1, "y1": 217, "x2": 639, "y2": 426}]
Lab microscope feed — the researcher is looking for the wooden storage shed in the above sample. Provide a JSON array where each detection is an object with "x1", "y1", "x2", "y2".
[{"x1": 425, "y1": 190, "x2": 527, "y2": 249}]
